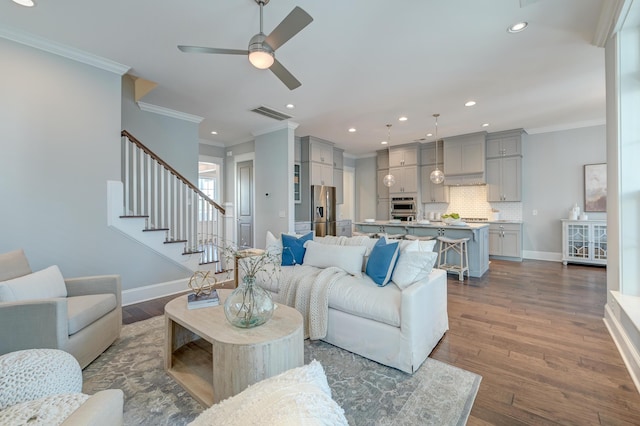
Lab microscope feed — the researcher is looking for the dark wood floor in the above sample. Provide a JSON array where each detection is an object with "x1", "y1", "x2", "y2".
[{"x1": 122, "y1": 259, "x2": 640, "y2": 425}]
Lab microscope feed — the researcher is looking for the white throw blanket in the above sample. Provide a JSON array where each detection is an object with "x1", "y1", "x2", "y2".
[{"x1": 278, "y1": 265, "x2": 348, "y2": 340}]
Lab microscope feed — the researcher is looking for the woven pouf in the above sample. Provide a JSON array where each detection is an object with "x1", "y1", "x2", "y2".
[{"x1": 0, "y1": 349, "x2": 82, "y2": 410}]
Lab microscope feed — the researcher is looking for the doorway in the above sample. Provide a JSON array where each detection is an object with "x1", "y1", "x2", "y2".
[{"x1": 237, "y1": 160, "x2": 254, "y2": 248}]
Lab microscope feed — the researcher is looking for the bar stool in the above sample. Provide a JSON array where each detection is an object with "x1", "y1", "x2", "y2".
[{"x1": 437, "y1": 236, "x2": 470, "y2": 281}]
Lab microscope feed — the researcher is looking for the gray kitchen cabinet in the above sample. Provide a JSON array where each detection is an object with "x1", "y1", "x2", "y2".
[
  {"x1": 486, "y1": 130, "x2": 523, "y2": 158},
  {"x1": 307, "y1": 139, "x2": 333, "y2": 165},
  {"x1": 486, "y1": 156, "x2": 522, "y2": 201},
  {"x1": 376, "y1": 198, "x2": 390, "y2": 220},
  {"x1": 486, "y1": 129, "x2": 524, "y2": 202},
  {"x1": 377, "y1": 149, "x2": 389, "y2": 169},
  {"x1": 420, "y1": 141, "x2": 444, "y2": 166},
  {"x1": 389, "y1": 166, "x2": 418, "y2": 194},
  {"x1": 311, "y1": 162, "x2": 333, "y2": 186},
  {"x1": 420, "y1": 165, "x2": 449, "y2": 203},
  {"x1": 333, "y1": 147, "x2": 344, "y2": 170},
  {"x1": 333, "y1": 168, "x2": 344, "y2": 204},
  {"x1": 377, "y1": 170, "x2": 390, "y2": 199},
  {"x1": 443, "y1": 132, "x2": 486, "y2": 176},
  {"x1": 489, "y1": 222, "x2": 522, "y2": 260},
  {"x1": 336, "y1": 220, "x2": 352, "y2": 237},
  {"x1": 389, "y1": 145, "x2": 418, "y2": 167}
]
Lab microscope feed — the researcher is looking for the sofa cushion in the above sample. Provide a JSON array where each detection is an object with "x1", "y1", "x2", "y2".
[
  {"x1": 0, "y1": 265, "x2": 67, "y2": 303},
  {"x1": 302, "y1": 241, "x2": 366, "y2": 277},
  {"x1": 66, "y1": 294, "x2": 117, "y2": 335},
  {"x1": 0, "y1": 249, "x2": 32, "y2": 282},
  {"x1": 189, "y1": 360, "x2": 347, "y2": 426},
  {"x1": 399, "y1": 239, "x2": 437, "y2": 253},
  {"x1": 281, "y1": 232, "x2": 313, "y2": 266},
  {"x1": 392, "y1": 251, "x2": 438, "y2": 289},
  {"x1": 365, "y1": 237, "x2": 399, "y2": 286},
  {"x1": 328, "y1": 273, "x2": 401, "y2": 327}
]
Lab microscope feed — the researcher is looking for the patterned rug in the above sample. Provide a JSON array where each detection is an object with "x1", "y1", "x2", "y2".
[{"x1": 83, "y1": 316, "x2": 481, "y2": 426}]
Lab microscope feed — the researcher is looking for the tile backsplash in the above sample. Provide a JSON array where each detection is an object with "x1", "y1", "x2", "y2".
[{"x1": 422, "y1": 186, "x2": 523, "y2": 221}]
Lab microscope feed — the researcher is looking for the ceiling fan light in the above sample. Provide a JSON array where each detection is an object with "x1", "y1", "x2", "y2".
[{"x1": 249, "y1": 50, "x2": 274, "y2": 69}]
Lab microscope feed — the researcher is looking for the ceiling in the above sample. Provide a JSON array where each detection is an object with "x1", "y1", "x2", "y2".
[{"x1": 0, "y1": 0, "x2": 607, "y2": 156}]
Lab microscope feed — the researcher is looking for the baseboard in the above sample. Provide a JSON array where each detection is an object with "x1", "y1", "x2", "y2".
[
  {"x1": 122, "y1": 278, "x2": 190, "y2": 306},
  {"x1": 604, "y1": 302, "x2": 640, "y2": 393},
  {"x1": 522, "y1": 250, "x2": 562, "y2": 262}
]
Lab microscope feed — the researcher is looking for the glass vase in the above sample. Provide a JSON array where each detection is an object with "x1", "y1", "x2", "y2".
[{"x1": 224, "y1": 275, "x2": 274, "y2": 328}]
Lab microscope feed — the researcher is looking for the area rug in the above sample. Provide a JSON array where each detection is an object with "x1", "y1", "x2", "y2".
[{"x1": 83, "y1": 316, "x2": 481, "y2": 426}]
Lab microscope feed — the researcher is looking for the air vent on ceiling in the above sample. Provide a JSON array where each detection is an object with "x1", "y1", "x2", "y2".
[{"x1": 250, "y1": 105, "x2": 293, "y2": 121}]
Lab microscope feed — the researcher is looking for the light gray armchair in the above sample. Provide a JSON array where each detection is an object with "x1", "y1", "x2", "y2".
[{"x1": 0, "y1": 249, "x2": 122, "y2": 368}]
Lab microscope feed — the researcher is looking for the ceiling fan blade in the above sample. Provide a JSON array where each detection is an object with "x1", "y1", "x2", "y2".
[
  {"x1": 178, "y1": 45, "x2": 248, "y2": 55},
  {"x1": 270, "y1": 59, "x2": 301, "y2": 90},
  {"x1": 265, "y1": 6, "x2": 313, "y2": 51}
]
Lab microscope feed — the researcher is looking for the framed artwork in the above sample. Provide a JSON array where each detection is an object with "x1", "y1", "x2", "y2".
[{"x1": 584, "y1": 163, "x2": 607, "y2": 212}]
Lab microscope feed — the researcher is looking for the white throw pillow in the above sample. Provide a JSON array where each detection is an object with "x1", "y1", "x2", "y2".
[
  {"x1": 392, "y1": 251, "x2": 438, "y2": 289},
  {"x1": 302, "y1": 241, "x2": 366, "y2": 277},
  {"x1": 0, "y1": 265, "x2": 67, "y2": 302},
  {"x1": 188, "y1": 360, "x2": 348, "y2": 426},
  {"x1": 399, "y1": 239, "x2": 436, "y2": 253}
]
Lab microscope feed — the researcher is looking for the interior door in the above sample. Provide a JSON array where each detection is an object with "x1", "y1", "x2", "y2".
[{"x1": 237, "y1": 160, "x2": 253, "y2": 248}]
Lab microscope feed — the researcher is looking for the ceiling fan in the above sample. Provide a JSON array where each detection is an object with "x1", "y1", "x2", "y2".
[{"x1": 178, "y1": 0, "x2": 313, "y2": 90}]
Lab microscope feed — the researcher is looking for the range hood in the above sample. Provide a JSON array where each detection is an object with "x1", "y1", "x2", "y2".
[{"x1": 442, "y1": 131, "x2": 487, "y2": 186}]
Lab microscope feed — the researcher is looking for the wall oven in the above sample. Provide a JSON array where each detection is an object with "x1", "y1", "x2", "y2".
[{"x1": 390, "y1": 197, "x2": 417, "y2": 221}]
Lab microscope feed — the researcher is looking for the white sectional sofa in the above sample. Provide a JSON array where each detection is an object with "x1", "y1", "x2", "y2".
[{"x1": 252, "y1": 233, "x2": 449, "y2": 374}]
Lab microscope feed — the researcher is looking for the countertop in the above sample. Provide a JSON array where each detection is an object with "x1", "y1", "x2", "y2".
[{"x1": 355, "y1": 220, "x2": 490, "y2": 229}]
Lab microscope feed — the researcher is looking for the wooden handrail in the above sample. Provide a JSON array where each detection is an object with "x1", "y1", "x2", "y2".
[{"x1": 121, "y1": 130, "x2": 225, "y2": 215}]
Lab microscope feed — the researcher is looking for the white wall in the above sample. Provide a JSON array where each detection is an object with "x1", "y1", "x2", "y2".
[
  {"x1": 121, "y1": 76, "x2": 199, "y2": 183},
  {"x1": 0, "y1": 38, "x2": 196, "y2": 291},
  {"x1": 254, "y1": 125, "x2": 296, "y2": 247},
  {"x1": 522, "y1": 125, "x2": 606, "y2": 259}
]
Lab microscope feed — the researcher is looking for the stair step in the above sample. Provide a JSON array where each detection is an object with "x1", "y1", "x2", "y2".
[
  {"x1": 120, "y1": 215, "x2": 149, "y2": 218},
  {"x1": 183, "y1": 249, "x2": 204, "y2": 255},
  {"x1": 199, "y1": 260, "x2": 221, "y2": 265},
  {"x1": 143, "y1": 228, "x2": 170, "y2": 232},
  {"x1": 164, "y1": 239, "x2": 187, "y2": 244}
]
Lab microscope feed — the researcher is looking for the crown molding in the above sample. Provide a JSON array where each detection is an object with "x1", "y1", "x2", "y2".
[
  {"x1": 525, "y1": 118, "x2": 606, "y2": 135},
  {"x1": 251, "y1": 120, "x2": 299, "y2": 137},
  {"x1": 0, "y1": 26, "x2": 130, "y2": 75},
  {"x1": 592, "y1": 0, "x2": 627, "y2": 47},
  {"x1": 137, "y1": 102, "x2": 204, "y2": 123},
  {"x1": 199, "y1": 138, "x2": 226, "y2": 148}
]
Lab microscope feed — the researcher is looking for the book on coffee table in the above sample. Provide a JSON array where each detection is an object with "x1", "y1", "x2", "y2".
[{"x1": 187, "y1": 290, "x2": 219, "y2": 310}]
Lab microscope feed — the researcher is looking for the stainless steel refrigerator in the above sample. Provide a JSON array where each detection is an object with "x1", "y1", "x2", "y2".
[{"x1": 311, "y1": 185, "x2": 336, "y2": 237}]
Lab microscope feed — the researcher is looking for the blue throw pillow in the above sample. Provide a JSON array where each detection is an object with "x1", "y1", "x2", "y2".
[
  {"x1": 281, "y1": 232, "x2": 314, "y2": 266},
  {"x1": 366, "y1": 237, "x2": 400, "y2": 286}
]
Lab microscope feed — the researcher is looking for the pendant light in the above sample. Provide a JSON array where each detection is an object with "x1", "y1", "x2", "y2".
[
  {"x1": 383, "y1": 124, "x2": 396, "y2": 187},
  {"x1": 430, "y1": 114, "x2": 445, "y2": 184}
]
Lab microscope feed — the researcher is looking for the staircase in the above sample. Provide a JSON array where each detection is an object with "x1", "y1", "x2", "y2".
[{"x1": 107, "y1": 130, "x2": 229, "y2": 273}]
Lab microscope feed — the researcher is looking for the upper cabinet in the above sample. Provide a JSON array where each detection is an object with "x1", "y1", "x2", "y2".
[
  {"x1": 420, "y1": 141, "x2": 444, "y2": 166},
  {"x1": 486, "y1": 129, "x2": 525, "y2": 202},
  {"x1": 389, "y1": 166, "x2": 418, "y2": 194},
  {"x1": 302, "y1": 136, "x2": 334, "y2": 166},
  {"x1": 333, "y1": 147, "x2": 344, "y2": 170},
  {"x1": 421, "y1": 165, "x2": 450, "y2": 203},
  {"x1": 377, "y1": 149, "x2": 389, "y2": 170},
  {"x1": 443, "y1": 132, "x2": 486, "y2": 185},
  {"x1": 333, "y1": 147, "x2": 344, "y2": 204},
  {"x1": 486, "y1": 134, "x2": 522, "y2": 158},
  {"x1": 389, "y1": 145, "x2": 418, "y2": 167}
]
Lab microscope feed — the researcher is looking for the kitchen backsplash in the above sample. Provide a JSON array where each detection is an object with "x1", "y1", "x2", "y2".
[{"x1": 422, "y1": 186, "x2": 523, "y2": 221}]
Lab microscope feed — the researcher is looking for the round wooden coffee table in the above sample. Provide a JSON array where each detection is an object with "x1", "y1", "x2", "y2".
[{"x1": 164, "y1": 289, "x2": 303, "y2": 406}]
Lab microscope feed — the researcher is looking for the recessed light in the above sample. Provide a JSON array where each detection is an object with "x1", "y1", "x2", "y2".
[
  {"x1": 398, "y1": 116, "x2": 408, "y2": 122},
  {"x1": 210, "y1": 131, "x2": 218, "y2": 135},
  {"x1": 348, "y1": 128, "x2": 356, "y2": 133},
  {"x1": 507, "y1": 22, "x2": 528, "y2": 33},
  {"x1": 381, "y1": 141, "x2": 388, "y2": 145},
  {"x1": 12, "y1": 0, "x2": 35, "y2": 6},
  {"x1": 285, "y1": 104, "x2": 295, "y2": 109},
  {"x1": 482, "y1": 123, "x2": 490, "y2": 128},
  {"x1": 426, "y1": 133, "x2": 433, "y2": 137},
  {"x1": 465, "y1": 101, "x2": 476, "y2": 107}
]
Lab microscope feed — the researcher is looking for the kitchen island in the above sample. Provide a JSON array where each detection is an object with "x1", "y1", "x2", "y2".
[{"x1": 355, "y1": 221, "x2": 489, "y2": 278}]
